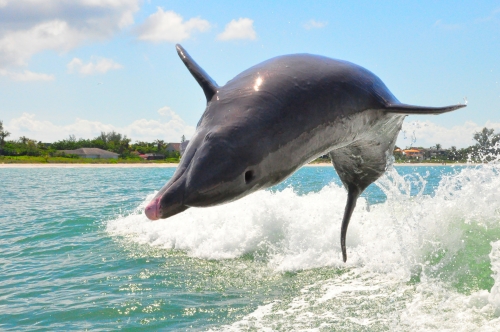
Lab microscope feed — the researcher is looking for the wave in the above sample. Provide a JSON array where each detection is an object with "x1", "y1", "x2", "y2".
[
  {"x1": 107, "y1": 163, "x2": 500, "y2": 330},
  {"x1": 218, "y1": 239, "x2": 500, "y2": 331}
]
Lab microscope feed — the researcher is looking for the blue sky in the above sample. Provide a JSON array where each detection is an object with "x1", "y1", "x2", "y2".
[{"x1": 1, "y1": 0, "x2": 499, "y2": 148}]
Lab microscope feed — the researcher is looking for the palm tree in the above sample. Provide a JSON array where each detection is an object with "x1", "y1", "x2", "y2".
[
  {"x1": 19, "y1": 136, "x2": 29, "y2": 145},
  {"x1": 154, "y1": 139, "x2": 165, "y2": 152},
  {"x1": 449, "y1": 146, "x2": 457, "y2": 161}
]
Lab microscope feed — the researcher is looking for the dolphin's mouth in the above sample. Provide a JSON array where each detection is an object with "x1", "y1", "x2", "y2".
[
  {"x1": 195, "y1": 182, "x2": 221, "y2": 195},
  {"x1": 144, "y1": 155, "x2": 194, "y2": 220},
  {"x1": 145, "y1": 197, "x2": 160, "y2": 220},
  {"x1": 145, "y1": 184, "x2": 189, "y2": 220}
]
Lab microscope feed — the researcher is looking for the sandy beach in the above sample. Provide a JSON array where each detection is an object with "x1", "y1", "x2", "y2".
[
  {"x1": 0, "y1": 163, "x2": 179, "y2": 168},
  {"x1": 391, "y1": 162, "x2": 468, "y2": 167},
  {"x1": 305, "y1": 162, "x2": 468, "y2": 167}
]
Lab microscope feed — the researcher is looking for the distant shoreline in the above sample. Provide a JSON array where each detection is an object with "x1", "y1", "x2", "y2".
[
  {"x1": 0, "y1": 163, "x2": 179, "y2": 168},
  {"x1": 0, "y1": 162, "x2": 470, "y2": 168},
  {"x1": 306, "y1": 162, "x2": 468, "y2": 167}
]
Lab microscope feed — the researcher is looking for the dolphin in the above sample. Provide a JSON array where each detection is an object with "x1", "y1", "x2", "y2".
[{"x1": 145, "y1": 44, "x2": 465, "y2": 262}]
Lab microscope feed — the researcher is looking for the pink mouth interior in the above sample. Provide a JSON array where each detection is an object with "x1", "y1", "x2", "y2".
[{"x1": 145, "y1": 198, "x2": 160, "y2": 220}]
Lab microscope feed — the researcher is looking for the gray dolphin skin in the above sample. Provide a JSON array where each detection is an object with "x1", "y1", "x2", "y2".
[{"x1": 145, "y1": 44, "x2": 466, "y2": 262}]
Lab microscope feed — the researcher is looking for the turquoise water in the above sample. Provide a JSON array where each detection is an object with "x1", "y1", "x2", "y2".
[{"x1": 1, "y1": 165, "x2": 500, "y2": 331}]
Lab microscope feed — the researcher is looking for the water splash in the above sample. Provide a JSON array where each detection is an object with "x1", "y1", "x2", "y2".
[
  {"x1": 471, "y1": 142, "x2": 500, "y2": 164},
  {"x1": 107, "y1": 163, "x2": 500, "y2": 274},
  {"x1": 107, "y1": 162, "x2": 500, "y2": 330},
  {"x1": 411, "y1": 130, "x2": 417, "y2": 146}
]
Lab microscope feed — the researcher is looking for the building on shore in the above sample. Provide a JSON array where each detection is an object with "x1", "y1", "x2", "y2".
[
  {"x1": 58, "y1": 148, "x2": 119, "y2": 159},
  {"x1": 180, "y1": 141, "x2": 189, "y2": 156},
  {"x1": 140, "y1": 153, "x2": 165, "y2": 160},
  {"x1": 424, "y1": 148, "x2": 448, "y2": 159},
  {"x1": 166, "y1": 141, "x2": 189, "y2": 156},
  {"x1": 165, "y1": 143, "x2": 180, "y2": 154},
  {"x1": 402, "y1": 148, "x2": 424, "y2": 160}
]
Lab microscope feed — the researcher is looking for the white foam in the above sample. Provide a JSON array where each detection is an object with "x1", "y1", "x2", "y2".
[
  {"x1": 468, "y1": 240, "x2": 500, "y2": 317},
  {"x1": 107, "y1": 163, "x2": 500, "y2": 330},
  {"x1": 107, "y1": 184, "x2": 348, "y2": 264},
  {"x1": 489, "y1": 241, "x2": 500, "y2": 315},
  {"x1": 225, "y1": 270, "x2": 500, "y2": 332},
  {"x1": 107, "y1": 165, "x2": 500, "y2": 274}
]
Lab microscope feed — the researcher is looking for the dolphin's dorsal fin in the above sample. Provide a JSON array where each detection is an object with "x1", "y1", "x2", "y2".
[
  {"x1": 384, "y1": 103, "x2": 466, "y2": 115},
  {"x1": 176, "y1": 44, "x2": 218, "y2": 103}
]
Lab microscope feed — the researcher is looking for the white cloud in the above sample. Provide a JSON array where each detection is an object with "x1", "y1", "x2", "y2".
[
  {"x1": 157, "y1": 106, "x2": 171, "y2": 116},
  {"x1": 397, "y1": 120, "x2": 500, "y2": 149},
  {"x1": 6, "y1": 113, "x2": 499, "y2": 151},
  {"x1": 303, "y1": 19, "x2": 328, "y2": 30},
  {"x1": 0, "y1": 69, "x2": 54, "y2": 81},
  {"x1": 476, "y1": 8, "x2": 500, "y2": 23},
  {"x1": 67, "y1": 57, "x2": 123, "y2": 75},
  {"x1": 0, "y1": 20, "x2": 84, "y2": 67},
  {"x1": 157, "y1": 106, "x2": 182, "y2": 121},
  {"x1": 5, "y1": 112, "x2": 195, "y2": 143},
  {"x1": 0, "y1": 0, "x2": 140, "y2": 69},
  {"x1": 217, "y1": 18, "x2": 256, "y2": 41},
  {"x1": 433, "y1": 19, "x2": 461, "y2": 31},
  {"x1": 135, "y1": 8, "x2": 210, "y2": 43}
]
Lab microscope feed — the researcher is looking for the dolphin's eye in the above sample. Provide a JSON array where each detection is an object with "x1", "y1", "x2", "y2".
[
  {"x1": 204, "y1": 133, "x2": 211, "y2": 141},
  {"x1": 244, "y1": 170, "x2": 254, "y2": 184}
]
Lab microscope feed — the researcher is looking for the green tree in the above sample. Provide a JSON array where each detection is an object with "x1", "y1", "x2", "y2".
[
  {"x1": 118, "y1": 137, "x2": 131, "y2": 156},
  {"x1": 448, "y1": 146, "x2": 458, "y2": 161},
  {"x1": 154, "y1": 139, "x2": 165, "y2": 152},
  {"x1": 473, "y1": 127, "x2": 498, "y2": 148},
  {"x1": 0, "y1": 120, "x2": 11, "y2": 155},
  {"x1": 106, "y1": 131, "x2": 122, "y2": 144},
  {"x1": 25, "y1": 139, "x2": 39, "y2": 156},
  {"x1": 19, "y1": 136, "x2": 29, "y2": 145},
  {"x1": 97, "y1": 132, "x2": 108, "y2": 144}
]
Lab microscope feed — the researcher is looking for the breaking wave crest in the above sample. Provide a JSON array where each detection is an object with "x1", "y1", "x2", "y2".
[{"x1": 106, "y1": 163, "x2": 500, "y2": 330}]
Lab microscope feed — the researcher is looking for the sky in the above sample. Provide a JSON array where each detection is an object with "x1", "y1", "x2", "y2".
[{"x1": 1, "y1": 0, "x2": 500, "y2": 148}]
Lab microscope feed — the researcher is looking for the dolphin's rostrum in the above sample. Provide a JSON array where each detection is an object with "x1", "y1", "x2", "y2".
[{"x1": 145, "y1": 45, "x2": 466, "y2": 262}]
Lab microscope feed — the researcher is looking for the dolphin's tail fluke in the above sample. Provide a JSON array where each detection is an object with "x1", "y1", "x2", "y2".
[
  {"x1": 340, "y1": 187, "x2": 360, "y2": 263},
  {"x1": 384, "y1": 103, "x2": 466, "y2": 115},
  {"x1": 329, "y1": 138, "x2": 394, "y2": 263}
]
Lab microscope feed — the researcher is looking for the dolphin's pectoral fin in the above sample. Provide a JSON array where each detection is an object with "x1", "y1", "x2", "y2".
[
  {"x1": 329, "y1": 140, "x2": 391, "y2": 262},
  {"x1": 384, "y1": 103, "x2": 466, "y2": 115},
  {"x1": 176, "y1": 44, "x2": 219, "y2": 103}
]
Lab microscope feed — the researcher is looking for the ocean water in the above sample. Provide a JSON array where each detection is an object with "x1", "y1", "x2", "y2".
[{"x1": 1, "y1": 164, "x2": 500, "y2": 331}]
